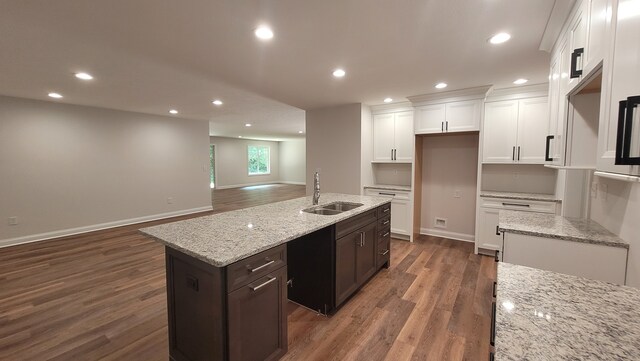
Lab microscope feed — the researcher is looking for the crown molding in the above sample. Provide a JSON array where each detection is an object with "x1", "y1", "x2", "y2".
[{"x1": 407, "y1": 85, "x2": 493, "y2": 106}]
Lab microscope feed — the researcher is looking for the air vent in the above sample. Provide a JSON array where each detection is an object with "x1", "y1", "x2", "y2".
[{"x1": 434, "y1": 217, "x2": 447, "y2": 229}]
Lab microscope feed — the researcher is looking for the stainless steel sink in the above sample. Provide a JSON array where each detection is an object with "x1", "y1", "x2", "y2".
[{"x1": 302, "y1": 201, "x2": 364, "y2": 215}]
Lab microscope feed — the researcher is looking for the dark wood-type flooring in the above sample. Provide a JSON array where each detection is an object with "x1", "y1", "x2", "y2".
[{"x1": 0, "y1": 184, "x2": 495, "y2": 360}]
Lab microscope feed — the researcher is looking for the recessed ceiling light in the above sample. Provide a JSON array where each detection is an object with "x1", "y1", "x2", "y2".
[
  {"x1": 245, "y1": 123, "x2": 252, "y2": 127},
  {"x1": 48, "y1": 92, "x2": 63, "y2": 98},
  {"x1": 75, "y1": 72, "x2": 93, "y2": 80},
  {"x1": 238, "y1": 136, "x2": 243, "y2": 138},
  {"x1": 254, "y1": 26, "x2": 274, "y2": 40},
  {"x1": 489, "y1": 32, "x2": 511, "y2": 44},
  {"x1": 212, "y1": 99, "x2": 223, "y2": 106},
  {"x1": 298, "y1": 130, "x2": 304, "y2": 134},
  {"x1": 169, "y1": 109, "x2": 178, "y2": 114},
  {"x1": 513, "y1": 78, "x2": 528, "y2": 85},
  {"x1": 332, "y1": 69, "x2": 346, "y2": 78},
  {"x1": 383, "y1": 98, "x2": 393, "y2": 103},
  {"x1": 435, "y1": 82, "x2": 448, "y2": 89}
]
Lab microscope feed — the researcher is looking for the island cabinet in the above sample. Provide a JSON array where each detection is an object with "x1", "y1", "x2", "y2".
[{"x1": 165, "y1": 244, "x2": 287, "y2": 361}]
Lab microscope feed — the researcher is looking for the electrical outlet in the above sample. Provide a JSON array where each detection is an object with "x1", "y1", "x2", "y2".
[
  {"x1": 453, "y1": 190, "x2": 461, "y2": 198},
  {"x1": 167, "y1": 197, "x2": 174, "y2": 204},
  {"x1": 8, "y1": 216, "x2": 18, "y2": 226}
]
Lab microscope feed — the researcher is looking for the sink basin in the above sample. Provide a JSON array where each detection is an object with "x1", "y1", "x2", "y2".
[
  {"x1": 321, "y1": 202, "x2": 364, "y2": 212},
  {"x1": 302, "y1": 202, "x2": 364, "y2": 215}
]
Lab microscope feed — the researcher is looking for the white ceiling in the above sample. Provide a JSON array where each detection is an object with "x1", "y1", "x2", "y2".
[{"x1": 0, "y1": 0, "x2": 556, "y2": 139}]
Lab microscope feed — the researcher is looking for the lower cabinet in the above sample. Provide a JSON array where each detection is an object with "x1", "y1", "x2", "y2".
[
  {"x1": 364, "y1": 188, "x2": 411, "y2": 238},
  {"x1": 503, "y1": 232, "x2": 627, "y2": 284},
  {"x1": 336, "y1": 219, "x2": 379, "y2": 306}
]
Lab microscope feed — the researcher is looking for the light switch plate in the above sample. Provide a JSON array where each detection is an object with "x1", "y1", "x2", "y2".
[{"x1": 8, "y1": 216, "x2": 18, "y2": 226}]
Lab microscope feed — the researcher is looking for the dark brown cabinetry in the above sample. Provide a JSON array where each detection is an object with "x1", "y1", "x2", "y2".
[{"x1": 335, "y1": 230, "x2": 359, "y2": 306}]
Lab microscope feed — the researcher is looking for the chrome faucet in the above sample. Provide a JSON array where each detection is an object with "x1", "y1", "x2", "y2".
[{"x1": 313, "y1": 171, "x2": 320, "y2": 205}]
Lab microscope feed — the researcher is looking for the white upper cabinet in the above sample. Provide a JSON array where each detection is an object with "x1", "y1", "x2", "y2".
[
  {"x1": 568, "y1": 0, "x2": 589, "y2": 90},
  {"x1": 372, "y1": 110, "x2": 414, "y2": 162},
  {"x1": 415, "y1": 100, "x2": 481, "y2": 134},
  {"x1": 596, "y1": 0, "x2": 640, "y2": 176},
  {"x1": 483, "y1": 97, "x2": 549, "y2": 164},
  {"x1": 584, "y1": 0, "x2": 610, "y2": 75}
]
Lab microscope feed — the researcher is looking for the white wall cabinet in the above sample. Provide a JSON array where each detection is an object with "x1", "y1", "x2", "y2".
[
  {"x1": 503, "y1": 232, "x2": 627, "y2": 285},
  {"x1": 415, "y1": 100, "x2": 481, "y2": 134},
  {"x1": 364, "y1": 188, "x2": 411, "y2": 238},
  {"x1": 482, "y1": 97, "x2": 549, "y2": 164},
  {"x1": 372, "y1": 110, "x2": 414, "y2": 162}
]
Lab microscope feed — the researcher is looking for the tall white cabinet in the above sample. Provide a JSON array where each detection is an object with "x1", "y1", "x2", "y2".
[{"x1": 372, "y1": 109, "x2": 414, "y2": 162}]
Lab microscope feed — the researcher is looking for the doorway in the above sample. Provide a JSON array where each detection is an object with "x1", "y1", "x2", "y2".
[{"x1": 209, "y1": 144, "x2": 216, "y2": 189}]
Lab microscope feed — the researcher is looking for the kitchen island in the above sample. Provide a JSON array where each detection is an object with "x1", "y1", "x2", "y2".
[
  {"x1": 493, "y1": 263, "x2": 640, "y2": 360},
  {"x1": 140, "y1": 193, "x2": 392, "y2": 361}
]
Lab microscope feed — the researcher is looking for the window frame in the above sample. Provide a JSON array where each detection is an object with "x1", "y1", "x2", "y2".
[{"x1": 247, "y1": 145, "x2": 271, "y2": 176}]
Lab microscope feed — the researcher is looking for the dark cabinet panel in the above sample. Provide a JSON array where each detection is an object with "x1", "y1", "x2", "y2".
[
  {"x1": 356, "y1": 222, "x2": 377, "y2": 284},
  {"x1": 227, "y1": 244, "x2": 286, "y2": 293},
  {"x1": 335, "y1": 231, "x2": 359, "y2": 306},
  {"x1": 228, "y1": 266, "x2": 288, "y2": 361}
]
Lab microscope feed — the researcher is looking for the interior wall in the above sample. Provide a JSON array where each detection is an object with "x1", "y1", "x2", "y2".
[
  {"x1": 0, "y1": 95, "x2": 211, "y2": 245},
  {"x1": 279, "y1": 139, "x2": 306, "y2": 185},
  {"x1": 360, "y1": 104, "x2": 374, "y2": 193},
  {"x1": 306, "y1": 103, "x2": 362, "y2": 195},
  {"x1": 481, "y1": 164, "x2": 557, "y2": 194},
  {"x1": 420, "y1": 133, "x2": 479, "y2": 239},
  {"x1": 590, "y1": 178, "x2": 640, "y2": 288},
  {"x1": 210, "y1": 136, "x2": 280, "y2": 188},
  {"x1": 372, "y1": 163, "x2": 412, "y2": 186}
]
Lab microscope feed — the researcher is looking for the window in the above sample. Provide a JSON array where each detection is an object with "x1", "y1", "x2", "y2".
[
  {"x1": 209, "y1": 144, "x2": 216, "y2": 188},
  {"x1": 248, "y1": 145, "x2": 270, "y2": 175}
]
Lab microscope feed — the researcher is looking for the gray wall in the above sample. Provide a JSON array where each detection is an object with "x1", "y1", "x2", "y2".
[
  {"x1": 0, "y1": 95, "x2": 211, "y2": 245},
  {"x1": 210, "y1": 136, "x2": 280, "y2": 188},
  {"x1": 306, "y1": 104, "x2": 363, "y2": 195},
  {"x1": 279, "y1": 139, "x2": 306, "y2": 184}
]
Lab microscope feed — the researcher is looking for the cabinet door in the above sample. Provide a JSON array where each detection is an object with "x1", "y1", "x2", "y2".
[
  {"x1": 335, "y1": 232, "x2": 359, "y2": 306},
  {"x1": 373, "y1": 113, "x2": 395, "y2": 161},
  {"x1": 393, "y1": 111, "x2": 415, "y2": 161},
  {"x1": 356, "y1": 222, "x2": 377, "y2": 284},
  {"x1": 568, "y1": 1, "x2": 588, "y2": 89},
  {"x1": 227, "y1": 266, "x2": 287, "y2": 361},
  {"x1": 415, "y1": 104, "x2": 446, "y2": 134},
  {"x1": 482, "y1": 101, "x2": 519, "y2": 163},
  {"x1": 446, "y1": 100, "x2": 481, "y2": 132},
  {"x1": 390, "y1": 197, "x2": 410, "y2": 236},
  {"x1": 517, "y1": 97, "x2": 550, "y2": 164},
  {"x1": 477, "y1": 207, "x2": 502, "y2": 251},
  {"x1": 547, "y1": 54, "x2": 561, "y2": 165},
  {"x1": 584, "y1": 0, "x2": 609, "y2": 75},
  {"x1": 552, "y1": 38, "x2": 571, "y2": 165},
  {"x1": 597, "y1": 0, "x2": 640, "y2": 176}
]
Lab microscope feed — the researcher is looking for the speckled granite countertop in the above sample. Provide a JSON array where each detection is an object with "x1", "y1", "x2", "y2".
[
  {"x1": 495, "y1": 263, "x2": 640, "y2": 360},
  {"x1": 139, "y1": 193, "x2": 390, "y2": 267},
  {"x1": 480, "y1": 191, "x2": 560, "y2": 202},
  {"x1": 498, "y1": 210, "x2": 628, "y2": 249},
  {"x1": 364, "y1": 184, "x2": 412, "y2": 192}
]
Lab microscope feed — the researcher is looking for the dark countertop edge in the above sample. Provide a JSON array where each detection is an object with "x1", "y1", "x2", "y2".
[{"x1": 498, "y1": 227, "x2": 630, "y2": 249}]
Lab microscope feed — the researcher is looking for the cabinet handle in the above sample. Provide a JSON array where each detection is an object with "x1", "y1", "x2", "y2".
[
  {"x1": 615, "y1": 97, "x2": 640, "y2": 165},
  {"x1": 512, "y1": 146, "x2": 515, "y2": 161},
  {"x1": 490, "y1": 352, "x2": 495, "y2": 361},
  {"x1": 250, "y1": 276, "x2": 277, "y2": 291},
  {"x1": 570, "y1": 47, "x2": 584, "y2": 79},
  {"x1": 494, "y1": 250, "x2": 500, "y2": 262},
  {"x1": 495, "y1": 226, "x2": 500, "y2": 236},
  {"x1": 391, "y1": 149, "x2": 394, "y2": 160},
  {"x1": 492, "y1": 281, "x2": 497, "y2": 298},
  {"x1": 383, "y1": 207, "x2": 390, "y2": 213},
  {"x1": 441, "y1": 121, "x2": 444, "y2": 132},
  {"x1": 383, "y1": 219, "x2": 390, "y2": 226},
  {"x1": 379, "y1": 192, "x2": 396, "y2": 197},
  {"x1": 393, "y1": 149, "x2": 397, "y2": 160},
  {"x1": 248, "y1": 259, "x2": 275, "y2": 273},
  {"x1": 363, "y1": 232, "x2": 366, "y2": 246},
  {"x1": 501, "y1": 202, "x2": 530, "y2": 208},
  {"x1": 382, "y1": 231, "x2": 390, "y2": 238},
  {"x1": 517, "y1": 146, "x2": 520, "y2": 161},
  {"x1": 446, "y1": 121, "x2": 448, "y2": 132},
  {"x1": 490, "y1": 301, "x2": 497, "y2": 346},
  {"x1": 380, "y1": 249, "x2": 389, "y2": 256},
  {"x1": 545, "y1": 135, "x2": 554, "y2": 162}
]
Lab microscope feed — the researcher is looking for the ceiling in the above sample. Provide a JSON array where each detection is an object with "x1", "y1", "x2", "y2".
[{"x1": 0, "y1": 0, "x2": 557, "y2": 139}]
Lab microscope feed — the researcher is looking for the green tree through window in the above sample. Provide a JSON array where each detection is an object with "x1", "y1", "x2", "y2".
[
  {"x1": 209, "y1": 145, "x2": 216, "y2": 188},
  {"x1": 248, "y1": 145, "x2": 270, "y2": 175}
]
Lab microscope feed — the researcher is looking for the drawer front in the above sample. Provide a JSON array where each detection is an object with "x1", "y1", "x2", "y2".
[
  {"x1": 480, "y1": 197, "x2": 557, "y2": 214},
  {"x1": 226, "y1": 245, "x2": 287, "y2": 293},
  {"x1": 378, "y1": 226, "x2": 391, "y2": 242},
  {"x1": 377, "y1": 202, "x2": 391, "y2": 218},
  {"x1": 378, "y1": 215, "x2": 391, "y2": 230},
  {"x1": 336, "y1": 209, "x2": 377, "y2": 239},
  {"x1": 377, "y1": 236, "x2": 390, "y2": 266}
]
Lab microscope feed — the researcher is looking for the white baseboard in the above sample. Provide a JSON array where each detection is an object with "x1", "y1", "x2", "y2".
[
  {"x1": 278, "y1": 181, "x2": 306, "y2": 185},
  {"x1": 420, "y1": 228, "x2": 475, "y2": 243},
  {"x1": 216, "y1": 181, "x2": 305, "y2": 189},
  {"x1": 0, "y1": 206, "x2": 213, "y2": 249}
]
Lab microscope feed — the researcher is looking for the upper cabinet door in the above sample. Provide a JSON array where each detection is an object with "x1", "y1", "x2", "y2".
[
  {"x1": 568, "y1": 1, "x2": 588, "y2": 89},
  {"x1": 517, "y1": 97, "x2": 550, "y2": 164},
  {"x1": 597, "y1": 0, "x2": 640, "y2": 176},
  {"x1": 393, "y1": 111, "x2": 414, "y2": 161},
  {"x1": 415, "y1": 104, "x2": 445, "y2": 134},
  {"x1": 584, "y1": 0, "x2": 610, "y2": 75},
  {"x1": 482, "y1": 101, "x2": 519, "y2": 163},
  {"x1": 446, "y1": 100, "x2": 481, "y2": 132},
  {"x1": 372, "y1": 113, "x2": 395, "y2": 161},
  {"x1": 553, "y1": 38, "x2": 571, "y2": 166},
  {"x1": 547, "y1": 54, "x2": 561, "y2": 166}
]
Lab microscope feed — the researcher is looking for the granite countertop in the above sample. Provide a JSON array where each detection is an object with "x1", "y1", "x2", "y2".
[
  {"x1": 480, "y1": 190, "x2": 560, "y2": 203},
  {"x1": 495, "y1": 263, "x2": 640, "y2": 360},
  {"x1": 364, "y1": 184, "x2": 412, "y2": 192},
  {"x1": 498, "y1": 210, "x2": 628, "y2": 249},
  {"x1": 139, "y1": 193, "x2": 390, "y2": 267}
]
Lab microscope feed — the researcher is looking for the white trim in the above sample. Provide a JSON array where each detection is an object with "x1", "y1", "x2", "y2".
[
  {"x1": 485, "y1": 83, "x2": 549, "y2": 102},
  {"x1": 278, "y1": 181, "x2": 306, "y2": 185},
  {"x1": 594, "y1": 171, "x2": 640, "y2": 183},
  {"x1": 407, "y1": 85, "x2": 492, "y2": 106},
  {"x1": 539, "y1": 0, "x2": 576, "y2": 52},
  {"x1": 216, "y1": 181, "x2": 305, "y2": 189},
  {"x1": 0, "y1": 206, "x2": 213, "y2": 249},
  {"x1": 420, "y1": 227, "x2": 475, "y2": 243}
]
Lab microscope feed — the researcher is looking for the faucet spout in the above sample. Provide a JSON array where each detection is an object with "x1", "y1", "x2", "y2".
[{"x1": 313, "y1": 171, "x2": 320, "y2": 205}]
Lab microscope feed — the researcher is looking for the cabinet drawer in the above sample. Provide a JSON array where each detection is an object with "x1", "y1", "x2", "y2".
[
  {"x1": 226, "y1": 245, "x2": 287, "y2": 293},
  {"x1": 377, "y1": 202, "x2": 391, "y2": 218},
  {"x1": 479, "y1": 197, "x2": 557, "y2": 214},
  {"x1": 378, "y1": 215, "x2": 391, "y2": 230},
  {"x1": 377, "y1": 237, "x2": 390, "y2": 266},
  {"x1": 378, "y1": 226, "x2": 391, "y2": 242},
  {"x1": 336, "y1": 209, "x2": 377, "y2": 239}
]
